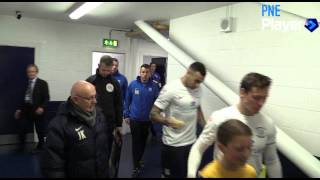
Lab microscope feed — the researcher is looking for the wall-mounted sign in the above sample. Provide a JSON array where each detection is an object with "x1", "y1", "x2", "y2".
[{"x1": 103, "y1": 39, "x2": 118, "y2": 47}]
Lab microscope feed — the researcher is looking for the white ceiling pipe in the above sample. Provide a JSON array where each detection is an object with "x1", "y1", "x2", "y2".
[
  {"x1": 135, "y1": 19, "x2": 320, "y2": 178},
  {"x1": 135, "y1": 20, "x2": 236, "y2": 105}
]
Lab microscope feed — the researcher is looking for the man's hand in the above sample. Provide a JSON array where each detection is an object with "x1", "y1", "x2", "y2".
[
  {"x1": 113, "y1": 127, "x2": 122, "y2": 145},
  {"x1": 14, "y1": 110, "x2": 21, "y2": 119},
  {"x1": 166, "y1": 117, "x2": 185, "y2": 129},
  {"x1": 35, "y1": 107, "x2": 44, "y2": 115}
]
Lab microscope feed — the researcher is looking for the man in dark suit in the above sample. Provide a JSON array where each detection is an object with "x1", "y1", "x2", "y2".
[{"x1": 15, "y1": 64, "x2": 50, "y2": 152}]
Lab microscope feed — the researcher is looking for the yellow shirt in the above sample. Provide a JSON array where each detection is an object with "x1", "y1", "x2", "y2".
[{"x1": 199, "y1": 160, "x2": 257, "y2": 178}]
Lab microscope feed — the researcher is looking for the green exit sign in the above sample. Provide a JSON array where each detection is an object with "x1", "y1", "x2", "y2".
[{"x1": 103, "y1": 39, "x2": 118, "y2": 47}]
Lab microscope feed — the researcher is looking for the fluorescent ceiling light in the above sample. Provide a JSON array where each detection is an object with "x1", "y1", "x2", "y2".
[{"x1": 69, "y1": 2, "x2": 104, "y2": 20}]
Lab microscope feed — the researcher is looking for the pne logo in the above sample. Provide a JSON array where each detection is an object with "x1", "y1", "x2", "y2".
[{"x1": 262, "y1": 4, "x2": 280, "y2": 16}]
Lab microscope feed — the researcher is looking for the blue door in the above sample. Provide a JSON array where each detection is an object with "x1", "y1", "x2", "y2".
[{"x1": 0, "y1": 46, "x2": 34, "y2": 135}]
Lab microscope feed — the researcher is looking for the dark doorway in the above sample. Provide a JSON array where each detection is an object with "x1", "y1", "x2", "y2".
[
  {"x1": 151, "y1": 57, "x2": 167, "y2": 88},
  {"x1": 0, "y1": 46, "x2": 34, "y2": 136}
]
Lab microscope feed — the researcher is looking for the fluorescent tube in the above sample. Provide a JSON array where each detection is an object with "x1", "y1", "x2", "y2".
[{"x1": 69, "y1": 2, "x2": 104, "y2": 20}]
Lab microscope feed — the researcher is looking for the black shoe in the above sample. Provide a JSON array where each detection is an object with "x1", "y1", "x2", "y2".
[{"x1": 131, "y1": 168, "x2": 141, "y2": 178}]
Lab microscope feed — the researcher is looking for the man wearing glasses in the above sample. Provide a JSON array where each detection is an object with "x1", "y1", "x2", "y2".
[
  {"x1": 86, "y1": 55, "x2": 123, "y2": 178},
  {"x1": 42, "y1": 80, "x2": 111, "y2": 178}
]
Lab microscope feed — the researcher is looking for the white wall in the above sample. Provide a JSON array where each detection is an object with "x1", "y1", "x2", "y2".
[
  {"x1": 0, "y1": 15, "x2": 165, "y2": 102},
  {"x1": 0, "y1": 15, "x2": 130, "y2": 101},
  {"x1": 0, "y1": 14, "x2": 166, "y2": 143},
  {"x1": 143, "y1": 55, "x2": 167, "y2": 65},
  {"x1": 143, "y1": 56, "x2": 153, "y2": 64},
  {"x1": 127, "y1": 38, "x2": 167, "y2": 83},
  {"x1": 92, "y1": 52, "x2": 126, "y2": 75},
  {"x1": 168, "y1": 2, "x2": 320, "y2": 156}
]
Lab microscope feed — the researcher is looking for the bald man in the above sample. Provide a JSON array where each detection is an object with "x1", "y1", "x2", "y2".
[{"x1": 41, "y1": 81, "x2": 111, "y2": 178}]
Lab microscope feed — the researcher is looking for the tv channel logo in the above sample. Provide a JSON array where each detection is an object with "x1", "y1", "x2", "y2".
[
  {"x1": 305, "y1": 18, "x2": 319, "y2": 32},
  {"x1": 261, "y1": 3, "x2": 319, "y2": 32},
  {"x1": 262, "y1": 3, "x2": 280, "y2": 17}
]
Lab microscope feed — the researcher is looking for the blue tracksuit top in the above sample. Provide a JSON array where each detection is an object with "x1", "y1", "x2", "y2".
[
  {"x1": 151, "y1": 72, "x2": 161, "y2": 83},
  {"x1": 124, "y1": 76, "x2": 159, "y2": 121},
  {"x1": 112, "y1": 71, "x2": 128, "y2": 101}
]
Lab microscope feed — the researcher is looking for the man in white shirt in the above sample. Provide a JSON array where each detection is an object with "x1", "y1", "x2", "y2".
[
  {"x1": 187, "y1": 72, "x2": 283, "y2": 178},
  {"x1": 150, "y1": 62, "x2": 207, "y2": 178}
]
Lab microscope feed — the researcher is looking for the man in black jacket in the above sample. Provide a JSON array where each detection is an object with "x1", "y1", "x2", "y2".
[
  {"x1": 41, "y1": 80, "x2": 111, "y2": 178},
  {"x1": 86, "y1": 55, "x2": 123, "y2": 178},
  {"x1": 15, "y1": 64, "x2": 50, "y2": 152}
]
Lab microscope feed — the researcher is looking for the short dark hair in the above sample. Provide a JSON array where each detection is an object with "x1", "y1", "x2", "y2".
[
  {"x1": 100, "y1": 55, "x2": 113, "y2": 66},
  {"x1": 240, "y1": 72, "x2": 272, "y2": 92},
  {"x1": 112, "y1": 58, "x2": 118, "y2": 63},
  {"x1": 189, "y1": 62, "x2": 206, "y2": 77},
  {"x1": 140, "y1": 64, "x2": 150, "y2": 69},
  {"x1": 26, "y1": 64, "x2": 39, "y2": 72},
  {"x1": 217, "y1": 119, "x2": 252, "y2": 146},
  {"x1": 150, "y1": 62, "x2": 157, "y2": 66}
]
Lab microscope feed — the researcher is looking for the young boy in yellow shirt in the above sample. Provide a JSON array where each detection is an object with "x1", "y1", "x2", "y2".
[{"x1": 198, "y1": 119, "x2": 256, "y2": 178}]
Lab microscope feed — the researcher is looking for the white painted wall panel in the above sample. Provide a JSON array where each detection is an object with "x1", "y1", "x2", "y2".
[
  {"x1": 0, "y1": 15, "x2": 165, "y2": 101},
  {"x1": 169, "y1": 2, "x2": 320, "y2": 156}
]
